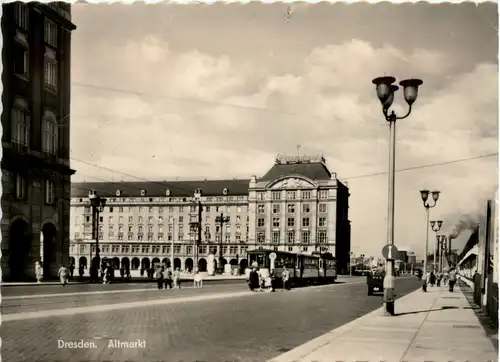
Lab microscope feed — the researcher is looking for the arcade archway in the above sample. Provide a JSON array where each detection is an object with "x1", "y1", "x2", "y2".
[
  {"x1": 173, "y1": 258, "x2": 181, "y2": 270},
  {"x1": 131, "y1": 257, "x2": 140, "y2": 269},
  {"x1": 185, "y1": 258, "x2": 193, "y2": 272},
  {"x1": 141, "y1": 258, "x2": 150, "y2": 270},
  {"x1": 198, "y1": 258, "x2": 207, "y2": 272},
  {"x1": 9, "y1": 219, "x2": 31, "y2": 281},
  {"x1": 162, "y1": 258, "x2": 171, "y2": 268},
  {"x1": 41, "y1": 223, "x2": 57, "y2": 278},
  {"x1": 79, "y1": 256, "x2": 88, "y2": 269}
]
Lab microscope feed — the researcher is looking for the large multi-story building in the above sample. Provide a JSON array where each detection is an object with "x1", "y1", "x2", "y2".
[
  {"x1": 70, "y1": 155, "x2": 351, "y2": 274},
  {"x1": 1, "y1": 2, "x2": 76, "y2": 281}
]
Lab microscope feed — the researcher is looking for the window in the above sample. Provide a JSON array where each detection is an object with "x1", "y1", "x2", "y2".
[
  {"x1": 319, "y1": 203, "x2": 327, "y2": 213},
  {"x1": 302, "y1": 204, "x2": 311, "y2": 213},
  {"x1": 230, "y1": 246, "x2": 238, "y2": 254},
  {"x1": 45, "y1": 180, "x2": 54, "y2": 204},
  {"x1": 148, "y1": 225, "x2": 153, "y2": 233},
  {"x1": 318, "y1": 231, "x2": 327, "y2": 244},
  {"x1": 215, "y1": 235, "x2": 221, "y2": 243},
  {"x1": 302, "y1": 246, "x2": 308, "y2": 252},
  {"x1": 272, "y1": 204, "x2": 280, "y2": 214},
  {"x1": 319, "y1": 190, "x2": 328, "y2": 200},
  {"x1": 272, "y1": 218, "x2": 280, "y2": 228},
  {"x1": 257, "y1": 204, "x2": 265, "y2": 213},
  {"x1": 147, "y1": 235, "x2": 153, "y2": 241},
  {"x1": 148, "y1": 207, "x2": 153, "y2": 212},
  {"x1": 236, "y1": 215, "x2": 241, "y2": 223},
  {"x1": 179, "y1": 226, "x2": 184, "y2": 237},
  {"x1": 286, "y1": 191, "x2": 296, "y2": 200},
  {"x1": 118, "y1": 225, "x2": 124, "y2": 233},
  {"x1": 302, "y1": 191, "x2": 311, "y2": 200},
  {"x1": 186, "y1": 246, "x2": 193, "y2": 255},
  {"x1": 158, "y1": 216, "x2": 163, "y2": 223},
  {"x1": 14, "y1": 39, "x2": 29, "y2": 79},
  {"x1": 122, "y1": 245, "x2": 130, "y2": 254},
  {"x1": 222, "y1": 246, "x2": 228, "y2": 255},
  {"x1": 272, "y1": 191, "x2": 281, "y2": 200},
  {"x1": 11, "y1": 100, "x2": 29, "y2": 145},
  {"x1": 302, "y1": 231, "x2": 310, "y2": 244},
  {"x1": 319, "y1": 217, "x2": 327, "y2": 227},
  {"x1": 138, "y1": 216, "x2": 144, "y2": 223},
  {"x1": 179, "y1": 216, "x2": 183, "y2": 223},
  {"x1": 138, "y1": 235, "x2": 143, "y2": 241},
  {"x1": 209, "y1": 245, "x2": 217, "y2": 254},
  {"x1": 44, "y1": 19, "x2": 58, "y2": 47},
  {"x1": 42, "y1": 112, "x2": 58, "y2": 154},
  {"x1": 190, "y1": 205, "x2": 196, "y2": 212},
  {"x1": 226, "y1": 225, "x2": 230, "y2": 233},
  {"x1": 44, "y1": 50, "x2": 58, "y2": 91},
  {"x1": 158, "y1": 207, "x2": 163, "y2": 214},
  {"x1": 236, "y1": 225, "x2": 241, "y2": 233},
  {"x1": 287, "y1": 218, "x2": 295, "y2": 228},
  {"x1": 236, "y1": 235, "x2": 241, "y2": 243},
  {"x1": 257, "y1": 232, "x2": 265, "y2": 243},
  {"x1": 174, "y1": 245, "x2": 181, "y2": 254},
  {"x1": 237, "y1": 206, "x2": 241, "y2": 213},
  {"x1": 128, "y1": 234, "x2": 133, "y2": 241},
  {"x1": 257, "y1": 192, "x2": 265, "y2": 200},
  {"x1": 287, "y1": 204, "x2": 295, "y2": 213},
  {"x1": 15, "y1": 174, "x2": 26, "y2": 200},
  {"x1": 169, "y1": 206, "x2": 173, "y2": 212},
  {"x1": 139, "y1": 207, "x2": 143, "y2": 213},
  {"x1": 15, "y1": 3, "x2": 29, "y2": 31},
  {"x1": 287, "y1": 231, "x2": 295, "y2": 244},
  {"x1": 80, "y1": 245, "x2": 86, "y2": 253},
  {"x1": 225, "y1": 234, "x2": 230, "y2": 243},
  {"x1": 138, "y1": 226, "x2": 143, "y2": 233},
  {"x1": 158, "y1": 224, "x2": 163, "y2": 233},
  {"x1": 119, "y1": 216, "x2": 124, "y2": 223},
  {"x1": 288, "y1": 246, "x2": 294, "y2": 252},
  {"x1": 302, "y1": 217, "x2": 310, "y2": 227},
  {"x1": 108, "y1": 216, "x2": 113, "y2": 223},
  {"x1": 257, "y1": 218, "x2": 265, "y2": 227},
  {"x1": 119, "y1": 207, "x2": 123, "y2": 213},
  {"x1": 179, "y1": 207, "x2": 184, "y2": 213},
  {"x1": 272, "y1": 231, "x2": 280, "y2": 244},
  {"x1": 141, "y1": 245, "x2": 149, "y2": 253},
  {"x1": 158, "y1": 234, "x2": 163, "y2": 241}
]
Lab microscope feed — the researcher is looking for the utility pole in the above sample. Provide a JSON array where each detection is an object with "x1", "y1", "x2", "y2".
[
  {"x1": 89, "y1": 190, "x2": 106, "y2": 283},
  {"x1": 216, "y1": 213, "x2": 230, "y2": 274}
]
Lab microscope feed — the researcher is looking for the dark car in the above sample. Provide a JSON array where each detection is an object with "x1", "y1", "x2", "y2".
[{"x1": 367, "y1": 270, "x2": 386, "y2": 295}]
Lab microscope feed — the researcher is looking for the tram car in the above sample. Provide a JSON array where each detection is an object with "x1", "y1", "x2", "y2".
[{"x1": 246, "y1": 249, "x2": 337, "y2": 288}]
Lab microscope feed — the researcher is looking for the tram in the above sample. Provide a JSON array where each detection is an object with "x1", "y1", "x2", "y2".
[{"x1": 246, "y1": 249, "x2": 337, "y2": 288}]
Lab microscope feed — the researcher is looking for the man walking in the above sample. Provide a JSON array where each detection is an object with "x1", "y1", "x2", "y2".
[
  {"x1": 448, "y1": 267, "x2": 458, "y2": 292},
  {"x1": 58, "y1": 264, "x2": 69, "y2": 287}
]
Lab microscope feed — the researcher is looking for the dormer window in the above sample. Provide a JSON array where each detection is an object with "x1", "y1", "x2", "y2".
[
  {"x1": 165, "y1": 189, "x2": 171, "y2": 196},
  {"x1": 116, "y1": 189, "x2": 121, "y2": 196},
  {"x1": 141, "y1": 190, "x2": 146, "y2": 196},
  {"x1": 223, "y1": 188, "x2": 228, "y2": 195}
]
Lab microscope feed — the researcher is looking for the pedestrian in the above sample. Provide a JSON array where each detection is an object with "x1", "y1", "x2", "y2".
[
  {"x1": 164, "y1": 267, "x2": 173, "y2": 289},
  {"x1": 58, "y1": 264, "x2": 69, "y2": 287},
  {"x1": 436, "y1": 272, "x2": 442, "y2": 287},
  {"x1": 79, "y1": 264, "x2": 84, "y2": 281},
  {"x1": 448, "y1": 268, "x2": 457, "y2": 292},
  {"x1": 282, "y1": 266, "x2": 290, "y2": 291},
  {"x1": 248, "y1": 267, "x2": 259, "y2": 291},
  {"x1": 173, "y1": 267, "x2": 181, "y2": 289},
  {"x1": 140, "y1": 268, "x2": 145, "y2": 280},
  {"x1": 193, "y1": 270, "x2": 203, "y2": 288},
  {"x1": 430, "y1": 271, "x2": 436, "y2": 287},
  {"x1": 105, "y1": 264, "x2": 114, "y2": 284},
  {"x1": 35, "y1": 261, "x2": 43, "y2": 283},
  {"x1": 156, "y1": 267, "x2": 164, "y2": 289},
  {"x1": 264, "y1": 271, "x2": 274, "y2": 292},
  {"x1": 120, "y1": 266, "x2": 125, "y2": 282},
  {"x1": 69, "y1": 263, "x2": 75, "y2": 280}
]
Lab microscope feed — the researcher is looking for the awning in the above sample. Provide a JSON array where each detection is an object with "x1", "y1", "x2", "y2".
[{"x1": 458, "y1": 245, "x2": 478, "y2": 266}]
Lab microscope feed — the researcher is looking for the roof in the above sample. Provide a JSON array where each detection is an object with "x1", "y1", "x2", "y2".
[
  {"x1": 71, "y1": 180, "x2": 251, "y2": 198},
  {"x1": 259, "y1": 162, "x2": 332, "y2": 182}
]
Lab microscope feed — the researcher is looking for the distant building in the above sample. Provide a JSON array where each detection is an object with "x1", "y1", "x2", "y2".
[
  {"x1": 1, "y1": 2, "x2": 76, "y2": 281},
  {"x1": 70, "y1": 155, "x2": 351, "y2": 274}
]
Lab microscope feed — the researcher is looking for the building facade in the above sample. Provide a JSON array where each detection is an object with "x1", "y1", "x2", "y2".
[
  {"x1": 1, "y1": 2, "x2": 76, "y2": 281},
  {"x1": 69, "y1": 155, "x2": 351, "y2": 274}
]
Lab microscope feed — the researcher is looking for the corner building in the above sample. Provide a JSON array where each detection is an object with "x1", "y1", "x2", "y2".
[
  {"x1": 1, "y1": 2, "x2": 76, "y2": 281},
  {"x1": 70, "y1": 156, "x2": 351, "y2": 275}
]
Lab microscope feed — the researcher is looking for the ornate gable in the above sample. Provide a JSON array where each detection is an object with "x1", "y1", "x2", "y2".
[{"x1": 268, "y1": 177, "x2": 315, "y2": 189}]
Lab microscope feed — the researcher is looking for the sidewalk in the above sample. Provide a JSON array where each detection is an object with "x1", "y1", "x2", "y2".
[
  {"x1": 270, "y1": 284, "x2": 498, "y2": 362},
  {"x1": 1, "y1": 274, "x2": 246, "y2": 286}
]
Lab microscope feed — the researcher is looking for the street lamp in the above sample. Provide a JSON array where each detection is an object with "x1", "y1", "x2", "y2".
[
  {"x1": 89, "y1": 190, "x2": 107, "y2": 282},
  {"x1": 439, "y1": 235, "x2": 447, "y2": 272},
  {"x1": 191, "y1": 189, "x2": 203, "y2": 272},
  {"x1": 372, "y1": 75, "x2": 423, "y2": 316},
  {"x1": 430, "y1": 220, "x2": 443, "y2": 271},
  {"x1": 215, "y1": 213, "x2": 230, "y2": 274},
  {"x1": 420, "y1": 189, "x2": 441, "y2": 291}
]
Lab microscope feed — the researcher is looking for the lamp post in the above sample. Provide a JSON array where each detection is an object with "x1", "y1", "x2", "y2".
[
  {"x1": 372, "y1": 75, "x2": 423, "y2": 315},
  {"x1": 430, "y1": 220, "x2": 443, "y2": 271},
  {"x1": 190, "y1": 189, "x2": 203, "y2": 272},
  {"x1": 169, "y1": 216, "x2": 175, "y2": 270},
  {"x1": 419, "y1": 189, "x2": 441, "y2": 291},
  {"x1": 89, "y1": 190, "x2": 107, "y2": 282},
  {"x1": 440, "y1": 235, "x2": 447, "y2": 272},
  {"x1": 215, "y1": 213, "x2": 230, "y2": 274}
]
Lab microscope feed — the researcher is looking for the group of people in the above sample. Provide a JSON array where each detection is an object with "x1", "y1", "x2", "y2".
[
  {"x1": 424, "y1": 267, "x2": 458, "y2": 292},
  {"x1": 154, "y1": 267, "x2": 187, "y2": 289},
  {"x1": 247, "y1": 265, "x2": 291, "y2": 292}
]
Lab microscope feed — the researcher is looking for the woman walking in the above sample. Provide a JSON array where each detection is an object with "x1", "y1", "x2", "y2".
[
  {"x1": 58, "y1": 264, "x2": 69, "y2": 287},
  {"x1": 35, "y1": 261, "x2": 43, "y2": 283}
]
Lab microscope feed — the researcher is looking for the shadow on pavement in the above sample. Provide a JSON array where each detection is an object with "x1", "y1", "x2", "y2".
[{"x1": 395, "y1": 305, "x2": 459, "y2": 316}]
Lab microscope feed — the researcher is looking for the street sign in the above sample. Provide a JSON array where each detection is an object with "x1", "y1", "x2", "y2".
[
  {"x1": 382, "y1": 244, "x2": 399, "y2": 260},
  {"x1": 269, "y1": 252, "x2": 277, "y2": 260}
]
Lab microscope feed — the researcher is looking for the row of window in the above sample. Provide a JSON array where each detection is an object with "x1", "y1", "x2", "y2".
[
  {"x1": 15, "y1": 175, "x2": 55, "y2": 204},
  {"x1": 257, "y1": 216, "x2": 328, "y2": 228},
  {"x1": 11, "y1": 100, "x2": 59, "y2": 154},
  {"x1": 256, "y1": 231, "x2": 328, "y2": 244},
  {"x1": 79, "y1": 205, "x2": 246, "y2": 215},
  {"x1": 257, "y1": 190, "x2": 329, "y2": 201},
  {"x1": 72, "y1": 244, "x2": 249, "y2": 256},
  {"x1": 257, "y1": 203, "x2": 327, "y2": 214},
  {"x1": 74, "y1": 231, "x2": 248, "y2": 243},
  {"x1": 81, "y1": 214, "x2": 246, "y2": 225}
]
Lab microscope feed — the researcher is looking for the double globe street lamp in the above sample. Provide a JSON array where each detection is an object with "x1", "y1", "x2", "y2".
[
  {"x1": 89, "y1": 190, "x2": 107, "y2": 281},
  {"x1": 419, "y1": 190, "x2": 441, "y2": 291},
  {"x1": 430, "y1": 220, "x2": 443, "y2": 272},
  {"x1": 372, "y1": 75, "x2": 423, "y2": 316}
]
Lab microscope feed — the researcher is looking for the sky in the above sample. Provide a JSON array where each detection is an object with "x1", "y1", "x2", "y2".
[{"x1": 69, "y1": 2, "x2": 499, "y2": 260}]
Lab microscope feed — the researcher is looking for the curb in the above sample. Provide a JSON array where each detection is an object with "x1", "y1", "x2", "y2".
[{"x1": 268, "y1": 286, "x2": 427, "y2": 362}]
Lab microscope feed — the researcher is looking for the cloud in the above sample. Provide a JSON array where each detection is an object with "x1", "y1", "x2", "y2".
[{"x1": 71, "y1": 34, "x2": 498, "y2": 260}]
